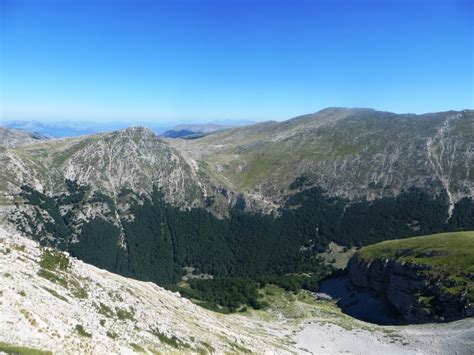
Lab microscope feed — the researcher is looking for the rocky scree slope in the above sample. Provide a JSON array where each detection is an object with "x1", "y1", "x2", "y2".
[
  {"x1": 347, "y1": 231, "x2": 474, "y2": 323},
  {"x1": 0, "y1": 227, "x2": 293, "y2": 354}
]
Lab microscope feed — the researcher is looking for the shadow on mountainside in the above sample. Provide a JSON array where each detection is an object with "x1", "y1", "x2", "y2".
[{"x1": 319, "y1": 276, "x2": 405, "y2": 325}]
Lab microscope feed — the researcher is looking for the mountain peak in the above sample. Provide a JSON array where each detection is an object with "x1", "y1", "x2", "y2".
[{"x1": 120, "y1": 125, "x2": 156, "y2": 135}]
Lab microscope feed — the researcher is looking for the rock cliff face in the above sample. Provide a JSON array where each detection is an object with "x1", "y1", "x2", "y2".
[{"x1": 348, "y1": 254, "x2": 474, "y2": 322}]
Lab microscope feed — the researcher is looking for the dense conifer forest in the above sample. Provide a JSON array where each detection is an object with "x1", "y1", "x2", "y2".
[{"x1": 18, "y1": 183, "x2": 474, "y2": 291}]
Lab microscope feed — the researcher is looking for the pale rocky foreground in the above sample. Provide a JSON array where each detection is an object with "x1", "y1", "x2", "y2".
[{"x1": 1, "y1": 228, "x2": 473, "y2": 354}]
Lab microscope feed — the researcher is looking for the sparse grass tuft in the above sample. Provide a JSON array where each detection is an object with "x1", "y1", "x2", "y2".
[
  {"x1": 20, "y1": 309, "x2": 37, "y2": 327},
  {"x1": 39, "y1": 249, "x2": 69, "y2": 271},
  {"x1": 11, "y1": 244, "x2": 26, "y2": 252},
  {"x1": 106, "y1": 330, "x2": 118, "y2": 339},
  {"x1": 38, "y1": 251, "x2": 87, "y2": 299},
  {"x1": 199, "y1": 341, "x2": 215, "y2": 353},
  {"x1": 37, "y1": 269, "x2": 68, "y2": 288},
  {"x1": 97, "y1": 302, "x2": 114, "y2": 318},
  {"x1": 229, "y1": 342, "x2": 251, "y2": 353},
  {"x1": 115, "y1": 307, "x2": 135, "y2": 321},
  {"x1": 68, "y1": 277, "x2": 88, "y2": 299},
  {"x1": 75, "y1": 324, "x2": 92, "y2": 338},
  {"x1": 130, "y1": 343, "x2": 145, "y2": 352},
  {"x1": 150, "y1": 328, "x2": 189, "y2": 349}
]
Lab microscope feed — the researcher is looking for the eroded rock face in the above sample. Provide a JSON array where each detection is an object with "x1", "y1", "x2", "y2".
[{"x1": 347, "y1": 254, "x2": 474, "y2": 323}]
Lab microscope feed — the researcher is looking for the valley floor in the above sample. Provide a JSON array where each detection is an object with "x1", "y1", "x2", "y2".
[
  {"x1": 296, "y1": 319, "x2": 474, "y2": 355},
  {"x1": 1, "y1": 227, "x2": 473, "y2": 354}
]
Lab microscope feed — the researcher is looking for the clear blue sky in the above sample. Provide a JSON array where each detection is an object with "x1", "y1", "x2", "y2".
[{"x1": 0, "y1": 0, "x2": 472, "y2": 123}]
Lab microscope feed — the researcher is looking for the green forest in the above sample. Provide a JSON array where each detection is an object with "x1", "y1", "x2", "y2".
[{"x1": 17, "y1": 182, "x2": 474, "y2": 303}]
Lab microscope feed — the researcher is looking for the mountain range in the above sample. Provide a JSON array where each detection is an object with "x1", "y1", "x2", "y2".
[
  {"x1": 0, "y1": 107, "x2": 472, "y2": 283},
  {"x1": 1, "y1": 107, "x2": 473, "y2": 352},
  {"x1": 0, "y1": 108, "x2": 474, "y2": 272}
]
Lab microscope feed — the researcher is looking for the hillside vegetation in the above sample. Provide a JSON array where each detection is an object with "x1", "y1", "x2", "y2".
[{"x1": 2, "y1": 108, "x2": 473, "y2": 213}]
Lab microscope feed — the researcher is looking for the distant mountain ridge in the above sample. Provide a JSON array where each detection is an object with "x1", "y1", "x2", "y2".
[
  {"x1": 160, "y1": 123, "x2": 233, "y2": 139},
  {"x1": 1, "y1": 107, "x2": 472, "y2": 218},
  {"x1": 0, "y1": 126, "x2": 50, "y2": 147},
  {"x1": 2, "y1": 120, "x2": 253, "y2": 139},
  {"x1": 2, "y1": 120, "x2": 170, "y2": 138}
]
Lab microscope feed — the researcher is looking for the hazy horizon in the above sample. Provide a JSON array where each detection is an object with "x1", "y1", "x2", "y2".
[{"x1": 3, "y1": 106, "x2": 474, "y2": 129}]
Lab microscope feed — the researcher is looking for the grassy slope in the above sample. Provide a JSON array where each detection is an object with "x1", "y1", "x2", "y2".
[{"x1": 358, "y1": 231, "x2": 474, "y2": 301}]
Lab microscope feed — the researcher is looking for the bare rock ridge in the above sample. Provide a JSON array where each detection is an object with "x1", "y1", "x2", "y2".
[
  {"x1": 61, "y1": 127, "x2": 204, "y2": 206},
  {"x1": 0, "y1": 126, "x2": 204, "y2": 209}
]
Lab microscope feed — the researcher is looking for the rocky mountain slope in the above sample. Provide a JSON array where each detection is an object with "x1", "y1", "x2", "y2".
[
  {"x1": 170, "y1": 108, "x2": 473, "y2": 211},
  {"x1": 0, "y1": 126, "x2": 204, "y2": 208},
  {"x1": 347, "y1": 231, "x2": 474, "y2": 323},
  {"x1": 0, "y1": 227, "x2": 292, "y2": 353}
]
